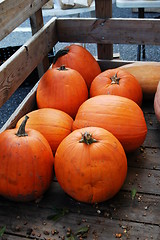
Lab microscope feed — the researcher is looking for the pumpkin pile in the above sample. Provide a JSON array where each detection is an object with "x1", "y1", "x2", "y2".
[{"x1": 0, "y1": 44, "x2": 150, "y2": 204}]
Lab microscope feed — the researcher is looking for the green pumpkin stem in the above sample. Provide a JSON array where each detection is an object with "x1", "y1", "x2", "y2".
[
  {"x1": 16, "y1": 115, "x2": 29, "y2": 137},
  {"x1": 53, "y1": 49, "x2": 69, "y2": 64},
  {"x1": 79, "y1": 132, "x2": 98, "y2": 145},
  {"x1": 110, "y1": 73, "x2": 120, "y2": 84}
]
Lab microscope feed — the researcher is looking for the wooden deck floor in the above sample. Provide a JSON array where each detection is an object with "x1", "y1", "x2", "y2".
[{"x1": 0, "y1": 100, "x2": 160, "y2": 240}]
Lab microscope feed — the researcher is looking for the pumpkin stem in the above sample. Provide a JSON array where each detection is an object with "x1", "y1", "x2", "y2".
[
  {"x1": 79, "y1": 132, "x2": 98, "y2": 145},
  {"x1": 57, "y1": 65, "x2": 68, "y2": 71},
  {"x1": 16, "y1": 115, "x2": 29, "y2": 137},
  {"x1": 110, "y1": 73, "x2": 120, "y2": 85},
  {"x1": 53, "y1": 49, "x2": 69, "y2": 64}
]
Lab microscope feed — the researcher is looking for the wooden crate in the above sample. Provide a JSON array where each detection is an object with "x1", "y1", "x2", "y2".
[
  {"x1": 43, "y1": 0, "x2": 54, "y2": 8},
  {"x1": 0, "y1": 0, "x2": 160, "y2": 239}
]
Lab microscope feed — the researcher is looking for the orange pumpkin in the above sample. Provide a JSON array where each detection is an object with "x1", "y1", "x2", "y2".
[
  {"x1": 90, "y1": 68, "x2": 143, "y2": 106},
  {"x1": 154, "y1": 81, "x2": 160, "y2": 122},
  {"x1": 36, "y1": 66, "x2": 88, "y2": 118},
  {"x1": 52, "y1": 44, "x2": 101, "y2": 88},
  {"x1": 72, "y1": 95, "x2": 147, "y2": 152},
  {"x1": 55, "y1": 127, "x2": 127, "y2": 204},
  {"x1": 0, "y1": 116, "x2": 54, "y2": 202},
  {"x1": 16, "y1": 108, "x2": 73, "y2": 154}
]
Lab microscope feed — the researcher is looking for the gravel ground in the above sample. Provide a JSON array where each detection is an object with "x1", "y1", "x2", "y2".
[{"x1": 1, "y1": 3, "x2": 160, "y2": 128}]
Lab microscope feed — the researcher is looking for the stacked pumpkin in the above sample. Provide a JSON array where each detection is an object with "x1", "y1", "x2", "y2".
[{"x1": 0, "y1": 44, "x2": 148, "y2": 204}]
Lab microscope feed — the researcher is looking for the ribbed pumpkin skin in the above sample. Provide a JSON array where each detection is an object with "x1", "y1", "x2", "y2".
[
  {"x1": 36, "y1": 67, "x2": 88, "y2": 118},
  {"x1": 154, "y1": 81, "x2": 160, "y2": 122},
  {"x1": 0, "y1": 128, "x2": 54, "y2": 202},
  {"x1": 72, "y1": 95, "x2": 147, "y2": 152},
  {"x1": 16, "y1": 108, "x2": 73, "y2": 154},
  {"x1": 55, "y1": 127, "x2": 127, "y2": 204},
  {"x1": 52, "y1": 44, "x2": 101, "y2": 88},
  {"x1": 90, "y1": 69, "x2": 143, "y2": 106}
]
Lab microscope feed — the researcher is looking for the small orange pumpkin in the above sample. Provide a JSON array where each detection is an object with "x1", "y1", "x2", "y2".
[
  {"x1": 0, "y1": 116, "x2": 54, "y2": 202},
  {"x1": 90, "y1": 68, "x2": 143, "y2": 106},
  {"x1": 52, "y1": 44, "x2": 101, "y2": 88},
  {"x1": 72, "y1": 95, "x2": 147, "y2": 152},
  {"x1": 55, "y1": 127, "x2": 127, "y2": 204},
  {"x1": 36, "y1": 66, "x2": 88, "y2": 118},
  {"x1": 16, "y1": 108, "x2": 73, "y2": 154}
]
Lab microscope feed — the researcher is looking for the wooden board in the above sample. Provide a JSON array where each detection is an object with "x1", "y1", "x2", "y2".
[
  {"x1": 0, "y1": 17, "x2": 57, "y2": 108},
  {"x1": 56, "y1": 18, "x2": 160, "y2": 45},
  {"x1": 0, "y1": 0, "x2": 49, "y2": 41}
]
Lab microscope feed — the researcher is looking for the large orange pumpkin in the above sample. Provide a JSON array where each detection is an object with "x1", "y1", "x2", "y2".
[
  {"x1": 16, "y1": 108, "x2": 73, "y2": 154},
  {"x1": 52, "y1": 44, "x2": 101, "y2": 88},
  {"x1": 36, "y1": 66, "x2": 88, "y2": 118},
  {"x1": 90, "y1": 68, "x2": 143, "y2": 106},
  {"x1": 0, "y1": 116, "x2": 54, "y2": 202},
  {"x1": 72, "y1": 95, "x2": 147, "y2": 152},
  {"x1": 55, "y1": 127, "x2": 127, "y2": 204}
]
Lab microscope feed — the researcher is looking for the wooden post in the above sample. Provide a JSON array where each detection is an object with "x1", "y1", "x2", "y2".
[
  {"x1": 30, "y1": 9, "x2": 50, "y2": 77},
  {"x1": 95, "y1": 0, "x2": 113, "y2": 60}
]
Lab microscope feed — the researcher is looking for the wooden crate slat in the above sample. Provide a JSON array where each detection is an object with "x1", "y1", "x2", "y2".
[
  {"x1": 40, "y1": 182, "x2": 160, "y2": 226},
  {"x1": 144, "y1": 113, "x2": 160, "y2": 130},
  {"x1": 0, "y1": 17, "x2": 57, "y2": 108},
  {"x1": 0, "y1": 181, "x2": 160, "y2": 238},
  {"x1": 57, "y1": 18, "x2": 160, "y2": 45},
  {"x1": 143, "y1": 129, "x2": 160, "y2": 148},
  {"x1": 0, "y1": 0, "x2": 49, "y2": 41},
  {"x1": 122, "y1": 167, "x2": 160, "y2": 195},
  {"x1": 2, "y1": 235, "x2": 32, "y2": 240},
  {"x1": 127, "y1": 148, "x2": 160, "y2": 170},
  {"x1": 0, "y1": 202, "x2": 159, "y2": 239},
  {"x1": 95, "y1": 0, "x2": 113, "y2": 60}
]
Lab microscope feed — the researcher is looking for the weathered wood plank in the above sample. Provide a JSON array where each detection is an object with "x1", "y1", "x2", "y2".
[
  {"x1": 57, "y1": 18, "x2": 160, "y2": 45},
  {"x1": 1, "y1": 234, "x2": 33, "y2": 240},
  {"x1": 0, "y1": 0, "x2": 49, "y2": 41},
  {"x1": 95, "y1": 0, "x2": 113, "y2": 59},
  {"x1": 30, "y1": 9, "x2": 50, "y2": 78},
  {"x1": 123, "y1": 167, "x2": 160, "y2": 195},
  {"x1": 127, "y1": 148, "x2": 160, "y2": 170},
  {"x1": 1, "y1": 210, "x2": 160, "y2": 240},
  {"x1": 0, "y1": 17, "x2": 58, "y2": 108},
  {"x1": 41, "y1": 183, "x2": 160, "y2": 226},
  {"x1": 143, "y1": 129, "x2": 160, "y2": 148},
  {"x1": 0, "y1": 183, "x2": 160, "y2": 239},
  {"x1": 1, "y1": 202, "x2": 160, "y2": 240},
  {"x1": 144, "y1": 113, "x2": 160, "y2": 130}
]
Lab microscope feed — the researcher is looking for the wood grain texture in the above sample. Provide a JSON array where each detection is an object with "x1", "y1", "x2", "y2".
[
  {"x1": 95, "y1": 0, "x2": 113, "y2": 59},
  {"x1": 29, "y1": 9, "x2": 50, "y2": 77},
  {"x1": 0, "y1": 0, "x2": 49, "y2": 41},
  {"x1": 0, "y1": 17, "x2": 57, "y2": 108},
  {"x1": 0, "y1": 193, "x2": 159, "y2": 240},
  {"x1": 57, "y1": 18, "x2": 160, "y2": 45}
]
